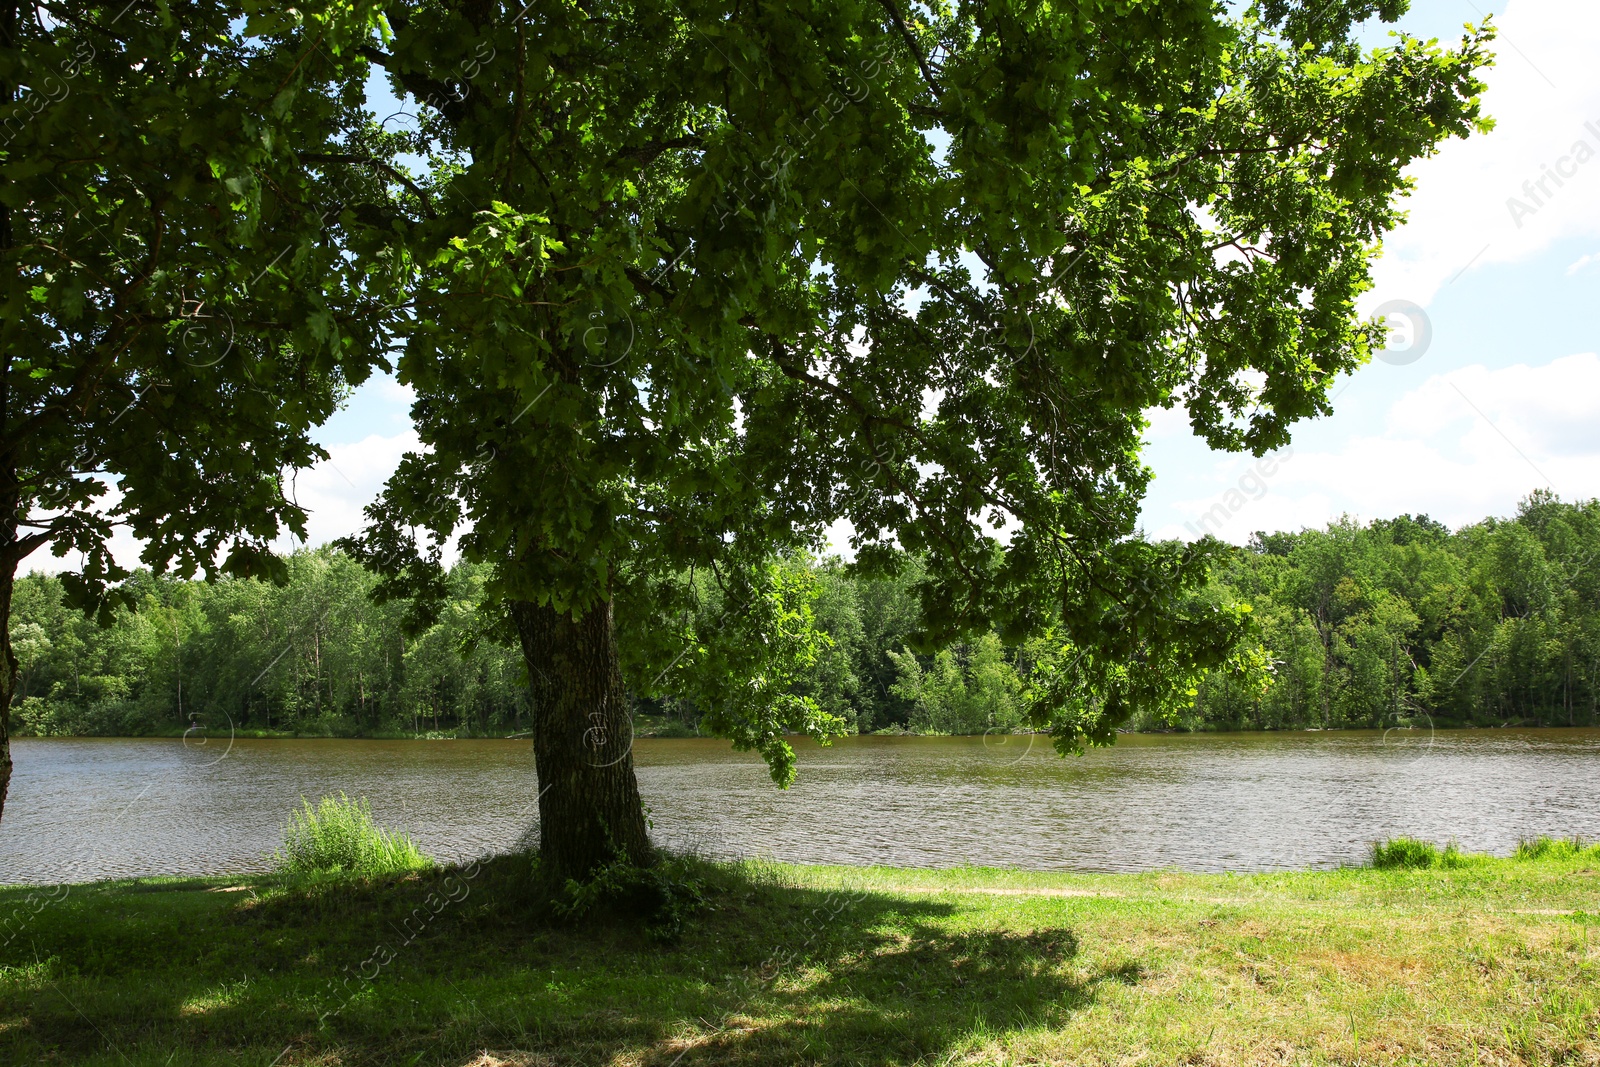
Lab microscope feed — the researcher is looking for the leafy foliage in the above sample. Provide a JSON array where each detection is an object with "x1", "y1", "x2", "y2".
[
  {"x1": 551, "y1": 850, "x2": 708, "y2": 939},
  {"x1": 0, "y1": 0, "x2": 423, "y2": 818},
  {"x1": 889, "y1": 631, "x2": 1023, "y2": 735},
  {"x1": 10, "y1": 549, "x2": 529, "y2": 737},
  {"x1": 1179, "y1": 492, "x2": 1600, "y2": 731},
  {"x1": 0, "y1": 0, "x2": 406, "y2": 605},
  {"x1": 15, "y1": 492, "x2": 1600, "y2": 740},
  {"x1": 345, "y1": 0, "x2": 1493, "y2": 770}
]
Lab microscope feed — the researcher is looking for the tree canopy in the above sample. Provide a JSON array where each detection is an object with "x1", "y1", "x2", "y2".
[
  {"x1": 3, "y1": 0, "x2": 1494, "y2": 876},
  {"x1": 353, "y1": 5, "x2": 1489, "y2": 725},
  {"x1": 326, "y1": 0, "x2": 1494, "y2": 877},
  {"x1": 15, "y1": 493, "x2": 1600, "y2": 741},
  {"x1": 0, "y1": 0, "x2": 406, "y2": 817}
]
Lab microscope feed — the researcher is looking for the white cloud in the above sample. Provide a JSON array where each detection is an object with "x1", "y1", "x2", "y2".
[
  {"x1": 21, "y1": 430, "x2": 418, "y2": 578},
  {"x1": 1364, "y1": 0, "x2": 1600, "y2": 312},
  {"x1": 1141, "y1": 402, "x2": 1193, "y2": 441},
  {"x1": 1385, "y1": 352, "x2": 1600, "y2": 459},
  {"x1": 1154, "y1": 353, "x2": 1600, "y2": 542},
  {"x1": 376, "y1": 377, "x2": 417, "y2": 406},
  {"x1": 277, "y1": 430, "x2": 419, "y2": 553},
  {"x1": 1566, "y1": 251, "x2": 1599, "y2": 275}
]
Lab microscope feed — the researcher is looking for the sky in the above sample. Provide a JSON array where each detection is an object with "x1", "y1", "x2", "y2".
[
  {"x1": 1143, "y1": 0, "x2": 1600, "y2": 543},
  {"x1": 74, "y1": 0, "x2": 1600, "y2": 574}
]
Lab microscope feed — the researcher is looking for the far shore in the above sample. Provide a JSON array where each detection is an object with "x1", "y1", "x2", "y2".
[{"x1": 13, "y1": 720, "x2": 1599, "y2": 743}]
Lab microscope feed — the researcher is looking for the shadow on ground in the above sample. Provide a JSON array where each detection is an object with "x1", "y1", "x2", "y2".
[{"x1": 1, "y1": 854, "x2": 1138, "y2": 1065}]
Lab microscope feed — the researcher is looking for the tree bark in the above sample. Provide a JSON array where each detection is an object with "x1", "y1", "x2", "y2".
[
  {"x1": 0, "y1": 572, "x2": 13, "y2": 823},
  {"x1": 0, "y1": 0, "x2": 16, "y2": 826},
  {"x1": 510, "y1": 597, "x2": 652, "y2": 881},
  {"x1": 0, "y1": 507, "x2": 22, "y2": 825}
]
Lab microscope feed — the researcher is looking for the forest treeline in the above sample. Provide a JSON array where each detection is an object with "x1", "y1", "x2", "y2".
[
  {"x1": 1192, "y1": 491, "x2": 1600, "y2": 731},
  {"x1": 11, "y1": 491, "x2": 1599, "y2": 739}
]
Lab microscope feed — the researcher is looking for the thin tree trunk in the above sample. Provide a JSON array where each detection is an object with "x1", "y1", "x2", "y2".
[
  {"x1": 0, "y1": 533, "x2": 17, "y2": 824},
  {"x1": 0, "y1": 492, "x2": 37, "y2": 824},
  {"x1": 0, "y1": 0, "x2": 16, "y2": 824},
  {"x1": 510, "y1": 597, "x2": 651, "y2": 881},
  {"x1": 173, "y1": 616, "x2": 183, "y2": 725},
  {"x1": 0, "y1": 482, "x2": 47, "y2": 827}
]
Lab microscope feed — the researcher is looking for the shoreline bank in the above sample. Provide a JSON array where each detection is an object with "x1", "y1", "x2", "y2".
[
  {"x1": 3, "y1": 849, "x2": 1597, "y2": 1064},
  {"x1": 14, "y1": 720, "x2": 1599, "y2": 742}
]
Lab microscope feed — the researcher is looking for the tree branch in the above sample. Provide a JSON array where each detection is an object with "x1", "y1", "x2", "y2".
[
  {"x1": 356, "y1": 45, "x2": 469, "y2": 128},
  {"x1": 877, "y1": 0, "x2": 942, "y2": 101},
  {"x1": 298, "y1": 153, "x2": 439, "y2": 220}
]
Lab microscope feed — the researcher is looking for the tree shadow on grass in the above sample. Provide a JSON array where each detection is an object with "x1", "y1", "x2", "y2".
[
  {"x1": 662, "y1": 924, "x2": 1143, "y2": 1066},
  {"x1": 0, "y1": 854, "x2": 1142, "y2": 1066}
]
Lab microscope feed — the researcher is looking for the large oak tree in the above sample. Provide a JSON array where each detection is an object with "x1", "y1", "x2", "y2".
[
  {"x1": 346, "y1": 0, "x2": 1491, "y2": 881},
  {"x1": 0, "y1": 0, "x2": 409, "y2": 817}
]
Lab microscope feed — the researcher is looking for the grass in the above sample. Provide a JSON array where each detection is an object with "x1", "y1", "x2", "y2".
[
  {"x1": 1368, "y1": 836, "x2": 1478, "y2": 870},
  {"x1": 1372, "y1": 836, "x2": 1600, "y2": 870},
  {"x1": 0, "y1": 841, "x2": 1596, "y2": 1066},
  {"x1": 273, "y1": 793, "x2": 434, "y2": 877},
  {"x1": 1517, "y1": 836, "x2": 1600, "y2": 862}
]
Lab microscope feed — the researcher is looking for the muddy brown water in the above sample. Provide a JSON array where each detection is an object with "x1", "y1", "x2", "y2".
[{"x1": 3, "y1": 729, "x2": 1598, "y2": 885}]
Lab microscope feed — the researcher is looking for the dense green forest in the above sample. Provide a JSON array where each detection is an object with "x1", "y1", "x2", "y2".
[
  {"x1": 11, "y1": 492, "x2": 1598, "y2": 740},
  {"x1": 1191, "y1": 491, "x2": 1600, "y2": 732}
]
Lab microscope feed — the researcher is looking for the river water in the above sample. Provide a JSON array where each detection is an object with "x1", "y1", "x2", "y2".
[{"x1": 3, "y1": 729, "x2": 1599, "y2": 885}]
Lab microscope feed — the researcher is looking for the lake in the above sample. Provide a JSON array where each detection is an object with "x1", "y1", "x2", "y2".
[{"x1": 4, "y1": 729, "x2": 1600, "y2": 885}]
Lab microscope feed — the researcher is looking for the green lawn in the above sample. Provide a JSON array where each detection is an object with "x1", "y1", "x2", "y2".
[{"x1": 2, "y1": 848, "x2": 1597, "y2": 1065}]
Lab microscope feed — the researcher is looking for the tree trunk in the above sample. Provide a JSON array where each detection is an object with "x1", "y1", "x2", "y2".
[
  {"x1": 0, "y1": 0, "x2": 16, "y2": 826},
  {"x1": 510, "y1": 597, "x2": 651, "y2": 881},
  {"x1": 0, "y1": 555, "x2": 15, "y2": 825},
  {"x1": 0, "y1": 493, "x2": 25, "y2": 824}
]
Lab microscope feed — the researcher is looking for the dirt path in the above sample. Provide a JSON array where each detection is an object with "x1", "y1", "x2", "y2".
[{"x1": 885, "y1": 883, "x2": 1591, "y2": 915}]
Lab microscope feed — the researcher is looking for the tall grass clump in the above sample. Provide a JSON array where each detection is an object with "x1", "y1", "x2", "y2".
[
  {"x1": 1515, "y1": 836, "x2": 1600, "y2": 862},
  {"x1": 1370, "y1": 837, "x2": 1475, "y2": 870},
  {"x1": 274, "y1": 793, "x2": 433, "y2": 876}
]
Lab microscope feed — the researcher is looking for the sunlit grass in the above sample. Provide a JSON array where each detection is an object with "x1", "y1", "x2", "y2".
[
  {"x1": 1369, "y1": 836, "x2": 1479, "y2": 869},
  {"x1": 1368, "y1": 835, "x2": 1600, "y2": 871},
  {"x1": 1516, "y1": 835, "x2": 1600, "y2": 862},
  {"x1": 272, "y1": 792, "x2": 433, "y2": 876},
  {"x1": 1, "y1": 846, "x2": 1596, "y2": 1065}
]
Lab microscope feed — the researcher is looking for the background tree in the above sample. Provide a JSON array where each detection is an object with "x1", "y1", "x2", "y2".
[
  {"x1": 1173, "y1": 495, "x2": 1600, "y2": 733},
  {"x1": 14, "y1": 492, "x2": 1600, "y2": 741},
  {"x1": 337, "y1": 0, "x2": 1493, "y2": 882},
  {"x1": 9, "y1": 549, "x2": 527, "y2": 737},
  {"x1": 889, "y1": 631, "x2": 1025, "y2": 735},
  {"x1": 0, "y1": 0, "x2": 408, "y2": 818}
]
